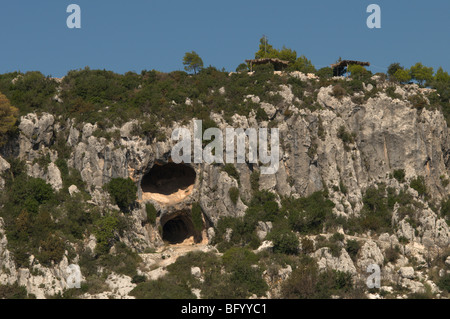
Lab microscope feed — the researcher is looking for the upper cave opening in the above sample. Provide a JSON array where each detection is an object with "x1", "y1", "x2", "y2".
[{"x1": 141, "y1": 162, "x2": 196, "y2": 205}]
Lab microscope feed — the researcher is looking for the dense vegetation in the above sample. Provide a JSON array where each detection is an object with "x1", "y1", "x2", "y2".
[
  {"x1": 0, "y1": 158, "x2": 137, "y2": 292},
  {"x1": 0, "y1": 93, "x2": 18, "y2": 146},
  {"x1": 0, "y1": 48, "x2": 448, "y2": 137},
  {"x1": 105, "y1": 177, "x2": 138, "y2": 212}
]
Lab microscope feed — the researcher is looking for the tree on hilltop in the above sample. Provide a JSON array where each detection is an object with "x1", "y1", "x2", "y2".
[
  {"x1": 387, "y1": 63, "x2": 403, "y2": 79},
  {"x1": 183, "y1": 51, "x2": 204, "y2": 75},
  {"x1": 410, "y1": 62, "x2": 434, "y2": 86}
]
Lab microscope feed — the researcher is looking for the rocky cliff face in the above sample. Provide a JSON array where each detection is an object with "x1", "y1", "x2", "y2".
[{"x1": 0, "y1": 74, "x2": 449, "y2": 299}]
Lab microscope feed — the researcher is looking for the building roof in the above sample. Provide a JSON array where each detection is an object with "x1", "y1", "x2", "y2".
[
  {"x1": 245, "y1": 58, "x2": 290, "y2": 66},
  {"x1": 331, "y1": 60, "x2": 370, "y2": 68}
]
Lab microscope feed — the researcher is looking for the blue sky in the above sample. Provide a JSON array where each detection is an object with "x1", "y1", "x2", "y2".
[{"x1": 0, "y1": 0, "x2": 448, "y2": 77}]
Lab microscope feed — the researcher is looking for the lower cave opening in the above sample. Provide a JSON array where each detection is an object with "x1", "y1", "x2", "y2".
[
  {"x1": 161, "y1": 212, "x2": 202, "y2": 245},
  {"x1": 141, "y1": 162, "x2": 196, "y2": 204},
  {"x1": 162, "y1": 216, "x2": 194, "y2": 244}
]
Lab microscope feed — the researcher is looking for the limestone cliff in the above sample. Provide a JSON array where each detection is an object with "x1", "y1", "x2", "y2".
[{"x1": 0, "y1": 73, "x2": 449, "y2": 299}]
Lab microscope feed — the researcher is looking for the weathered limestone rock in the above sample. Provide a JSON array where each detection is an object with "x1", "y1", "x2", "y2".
[
  {"x1": 357, "y1": 240, "x2": 384, "y2": 271},
  {"x1": 68, "y1": 185, "x2": 80, "y2": 196},
  {"x1": 0, "y1": 156, "x2": 10, "y2": 189},
  {"x1": 399, "y1": 267, "x2": 415, "y2": 279},
  {"x1": 312, "y1": 247, "x2": 357, "y2": 275}
]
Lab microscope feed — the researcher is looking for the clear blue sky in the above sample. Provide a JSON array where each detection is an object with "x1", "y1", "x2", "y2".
[{"x1": 0, "y1": 0, "x2": 448, "y2": 77}]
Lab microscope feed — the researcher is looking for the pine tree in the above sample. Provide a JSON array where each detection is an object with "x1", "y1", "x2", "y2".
[
  {"x1": 0, "y1": 92, "x2": 19, "y2": 146},
  {"x1": 183, "y1": 51, "x2": 204, "y2": 75}
]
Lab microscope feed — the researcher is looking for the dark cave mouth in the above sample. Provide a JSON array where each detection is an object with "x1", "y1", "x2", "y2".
[
  {"x1": 161, "y1": 213, "x2": 202, "y2": 245},
  {"x1": 141, "y1": 162, "x2": 196, "y2": 204}
]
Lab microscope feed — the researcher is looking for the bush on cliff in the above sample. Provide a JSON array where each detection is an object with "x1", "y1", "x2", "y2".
[{"x1": 105, "y1": 177, "x2": 137, "y2": 212}]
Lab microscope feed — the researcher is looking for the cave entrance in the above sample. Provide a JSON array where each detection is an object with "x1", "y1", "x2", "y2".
[
  {"x1": 161, "y1": 212, "x2": 202, "y2": 245},
  {"x1": 141, "y1": 162, "x2": 196, "y2": 205}
]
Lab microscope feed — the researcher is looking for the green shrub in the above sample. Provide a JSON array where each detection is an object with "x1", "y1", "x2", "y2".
[
  {"x1": 364, "y1": 87, "x2": 381, "y2": 101},
  {"x1": 0, "y1": 283, "x2": 32, "y2": 299},
  {"x1": 0, "y1": 71, "x2": 58, "y2": 114},
  {"x1": 345, "y1": 239, "x2": 361, "y2": 261},
  {"x1": 332, "y1": 271, "x2": 354, "y2": 293},
  {"x1": 441, "y1": 198, "x2": 450, "y2": 218},
  {"x1": 130, "y1": 277, "x2": 196, "y2": 299},
  {"x1": 286, "y1": 191, "x2": 335, "y2": 234},
  {"x1": 387, "y1": 63, "x2": 403, "y2": 79},
  {"x1": 337, "y1": 126, "x2": 355, "y2": 151},
  {"x1": 250, "y1": 170, "x2": 260, "y2": 192},
  {"x1": 437, "y1": 273, "x2": 450, "y2": 293},
  {"x1": 301, "y1": 238, "x2": 315, "y2": 254},
  {"x1": 253, "y1": 63, "x2": 274, "y2": 74},
  {"x1": 281, "y1": 258, "x2": 354, "y2": 299},
  {"x1": 145, "y1": 203, "x2": 157, "y2": 225},
  {"x1": 0, "y1": 93, "x2": 19, "y2": 146},
  {"x1": 191, "y1": 203, "x2": 204, "y2": 233},
  {"x1": 315, "y1": 235, "x2": 341, "y2": 257},
  {"x1": 243, "y1": 190, "x2": 280, "y2": 223},
  {"x1": 393, "y1": 169, "x2": 406, "y2": 183},
  {"x1": 229, "y1": 187, "x2": 239, "y2": 205},
  {"x1": 339, "y1": 180, "x2": 348, "y2": 195},
  {"x1": 98, "y1": 242, "x2": 142, "y2": 277},
  {"x1": 222, "y1": 247, "x2": 267, "y2": 297},
  {"x1": 267, "y1": 222, "x2": 299, "y2": 255},
  {"x1": 281, "y1": 258, "x2": 319, "y2": 298},
  {"x1": 166, "y1": 251, "x2": 224, "y2": 298},
  {"x1": 0, "y1": 170, "x2": 59, "y2": 268},
  {"x1": 358, "y1": 184, "x2": 394, "y2": 233},
  {"x1": 236, "y1": 63, "x2": 249, "y2": 73},
  {"x1": 348, "y1": 65, "x2": 370, "y2": 81},
  {"x1": 331, "y1": 232, "x2": 345, "y2": 243},
  {"x1": 351, "y1": 95, "x2": 365, "y2": 105},
  {"x1": 410, "y1": 176, "x2": 427, "y2": 197},
  {"x1": 386, "y1": 86, "x2": 402, "y2": 100},
  {"x1": 222, "y1": 247, "x2": 258, "y2": 269},
  {"x1": 60, "y1": 194, "x2": 92, "y2": 239},
  {"x1": 255, "y1": 107, "x2": 269, "y2": 121},
  {"x1": 33, "y1": 154, "x2": 51, "y2": 172},
  {"x1": 440, "y1": 175, "x2": 449, "y2": 188},
  {"x1": 384, "y1": 245, "x2": 400, "y2": 264},
  {"x1": 316, "y1": 67, "x2": 333, "y2": 79},
  {"x1": 37, "y1": 235, "x2": 65, "y2": 266},
  {"x1": 93, "y1": 214, "x2": 122, "y2": 255},
  {"x1": 213, "y1": 215, "x2": 260, "y2": 252},
  {"x1": 55, "y1": 158, "x2": 69, "y2": 178},
  {"x1": 408, "y1": 94, "x2": 428, "y2": 110},
  {"x1": 307, "y1": 142, "x2": 318, "y2": 159},
  {"x1": 105, "y1": 178, "x2": 137, "y2": 212},
  {"x1": 222, "y1": 164, "x2": 240, "y2": 182},
  {"x1": 332, "y1": 84, "x2": 346, "y2": 100},
  {"x1": 228, "y1": 263, "x2": 268, "y2": 298},
  {"x1": 11, "y1": 177, "x2": 55, "y2": 214}
]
